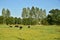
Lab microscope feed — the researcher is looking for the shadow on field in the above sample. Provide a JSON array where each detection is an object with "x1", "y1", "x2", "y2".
[
  {"x1": 15, "y1": 36, "x2": 25, "y2": 40},
  {"x1": 57, "y1": 30, "x2": 60, "y2": 32},
  {"x1": 54, "y1": 38, "x2": 60, "y2": 40}
]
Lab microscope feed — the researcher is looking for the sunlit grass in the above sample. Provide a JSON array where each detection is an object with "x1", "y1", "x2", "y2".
[{"x1": 0, "y1": 25, "x2": 60, "y2": 40}]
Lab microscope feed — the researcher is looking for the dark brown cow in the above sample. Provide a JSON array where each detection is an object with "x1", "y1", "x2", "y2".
[
  {"x1": 9, "y1": 25, "x2": 12, "y2": 28},
  {"x1": 15, "y1": 25, "x2": 19, "y2": 27},
  {"x1": 28, "y1": 25, "x2": 30, "y2": 28},
  {"x1": 19, "y1": 26, "x2": 22, "y2": 29}
]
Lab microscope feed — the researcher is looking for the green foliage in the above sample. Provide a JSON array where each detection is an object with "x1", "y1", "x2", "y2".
[
  {"x1": 22, "y1": 18, "x2": 37, "y2": 25},
  {"x1": 6, "y1": 17, "x2": 14, "y2": 25},
  {"x1": 1, "y1": 8, "x2": 60, "y2": 25},
  {"x1": 48, "y1": 9, "x2": 60, "y2": 25},
  {"x1": 2, "y1": 8, "x2": 6, "y2": 24},
  {"x1": 6, "y1": 9, "x2": 10, "y2": 18},
  {"x1": 30, "y1": 6, "x2": 35, "y2": 17},
  {"x1": 0, "y1": 16, "x2": 3, "y2": 24},
  {"x1": 22, "y1": 8, "x2": 27, "y2": 18},
  {"x1": 0, "y1": 8, "x2": 22, "y2": 25},
  {"x1": 2, "y1": 8, "x2": 10, "y2": 18},
  {"x1": 47, "y1": 14, "x2": 53, "y2": 25},
  {"x1": 14, "y1": 17, "x2": 21, "y2": 24},
  {"x1": 2, "y1": 8, "x2": 5, "y2": 17},
  {"x1": 2, "y1": 8, "x2": 11, "y2": 24},
  {"x1": 22, "y1": 6, "x2": 46, "y2": 25},
  {"x1": 17, "y1": 18, "x2": 21, "y2": 24},
  {"x1": 41, "y1": 18, "x2": 49, "y2": 25}
]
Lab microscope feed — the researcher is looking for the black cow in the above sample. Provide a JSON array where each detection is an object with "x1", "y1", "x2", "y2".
[
  {"x1": 19, "y1": 26, "x2": 22, "y2": 29},
  {"x1": 9, "y1": 25, "x2": 12, "y2": 28},
  {"x1": 15, "y1": 25, "x2": 19, "y2": 27},
  {"x1": 28, "y1": 25, "x2": 30, "y2": 28}
]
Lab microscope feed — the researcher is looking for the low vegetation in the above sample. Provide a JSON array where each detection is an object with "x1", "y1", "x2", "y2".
[{"x1": 0, "y1": 25, "x2": 60, "y2": 40}]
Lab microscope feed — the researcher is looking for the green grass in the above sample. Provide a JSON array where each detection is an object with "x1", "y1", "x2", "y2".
[{"x1": 0, "y1": 25, "x2": 60, "y2": 40}]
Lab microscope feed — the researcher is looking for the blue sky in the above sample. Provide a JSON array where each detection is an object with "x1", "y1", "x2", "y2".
[{"x1": 0, "y1": 0, "x2": 60, "y2": 17}]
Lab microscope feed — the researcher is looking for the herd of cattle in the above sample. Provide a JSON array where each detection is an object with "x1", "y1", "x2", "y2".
[{"x1": 9, "y1": 25, "x2": 30, "y2": 29}]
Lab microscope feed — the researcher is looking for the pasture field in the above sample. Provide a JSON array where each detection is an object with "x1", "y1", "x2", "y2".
[{"x1": 0, "y1": 24, "x2": 60, "y2": 40}]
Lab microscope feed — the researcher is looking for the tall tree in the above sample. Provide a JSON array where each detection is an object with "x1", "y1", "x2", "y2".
[
  {"x1": 2, "y1": 8, "x2": 6, "y2": 17},
  {"x1": 21, "y1": 7, "x2": 46, "y2": 25},
  {"x1": 35, "y1": 7, "x2": 39, "y2": 19},
  {"x1": 30, "y1": 6, "x2": 35, "y2": 18},
  {"x1": 22, "y1": 8, "x2": 27, "y2": 18},
  {"x1": 27, "y1": 7, "x2": 30, "y2": 18},
  {"x1": 6, "y1": 9, "x2": 10, "y2": 18},
  {"x1": 43, "y1": 9, "x2": 46, "y2": 18},
  {"x1": 2, "y1": 8, "x2": 6, "y2": 24},
  {"x1": 2, "y1": 8, "x2": 11, "y2": 24}
]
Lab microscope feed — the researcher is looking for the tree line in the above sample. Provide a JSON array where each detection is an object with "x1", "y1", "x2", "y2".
[{"x1": 0, "y1": 6, "x2": 60, "y2": 25}]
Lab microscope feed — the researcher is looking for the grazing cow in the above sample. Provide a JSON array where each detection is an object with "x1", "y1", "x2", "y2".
[
  {"x1": 6, "y1": 23, "x2": 8, "y2": 25},
  {"x1": 28, "y1": 25, "x2": 30, "y2": 28},
  {"x1": 19, "y1": 26, "x2": 22, "y2": 29},
  {"x1": 15, "y1": 25, "x2": 19, "y2": 27},
  {"x1": 9, "y1": 25, "x2": 12, "y2": 28}
]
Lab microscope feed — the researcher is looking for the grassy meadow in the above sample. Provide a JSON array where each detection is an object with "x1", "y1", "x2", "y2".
[{"x1": 0, "y1": 24, "x2": 60, "y2": 40}]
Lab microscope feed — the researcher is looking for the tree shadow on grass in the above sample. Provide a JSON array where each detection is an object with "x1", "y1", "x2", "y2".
[
  {"x1": 54, "y1": 38, "x2": 60, "y2": 40},
  {"x1": 15, "y1": 36, "x2": 25, "y2": 40}
]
